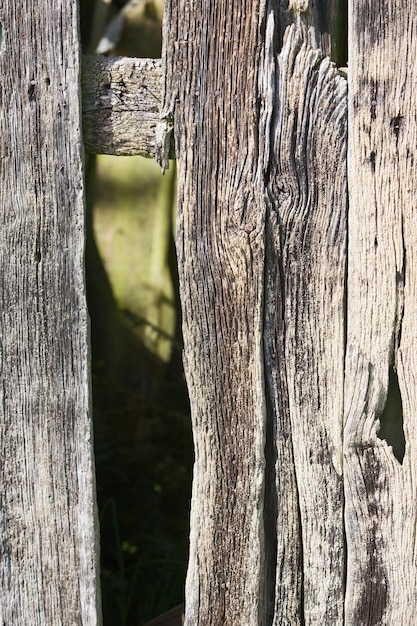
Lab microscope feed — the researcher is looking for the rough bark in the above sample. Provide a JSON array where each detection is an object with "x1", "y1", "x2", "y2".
[
  {"x1": 344, "y1": 1, "x2": 417, "y2": 623},
  {"x1": 0, "y1": 2, "x2": 101, "y2": 624}
]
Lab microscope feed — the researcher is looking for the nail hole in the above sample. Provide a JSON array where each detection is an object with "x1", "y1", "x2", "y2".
[
  {"x1": 390, "y1": 115, "x2": 404, "y2": 141},
  {"x1": 28, "y1": 79, "x2": 36, "y2": 101},
  {"x1": 377, "y1": 366, "x2": 405, "y2": 463},
  {"x1": 370, "y1": 100, "x2": 377, "y2": 120},
  {"x1": 370, "y1": 151, "x2": 376, "y2": 172}
]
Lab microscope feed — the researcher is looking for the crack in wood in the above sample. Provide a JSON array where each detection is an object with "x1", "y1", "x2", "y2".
[{"x1": 377, "y1": 366, "x2": 405, "y2": 463}]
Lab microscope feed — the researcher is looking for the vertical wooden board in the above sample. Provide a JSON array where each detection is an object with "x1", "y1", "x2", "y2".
[
  {"x1": 265, "y1": 25, "x2": 347, "y2": 625},
  {"x1": 261, "y1": 16, "x2": 304, "y2": 626},
  {"x1": 162, "y1": 1, "x2": 269, "y2": 624},
  {"x1": 345, "y1": 0, "x2": 417, "y2": 623},
  {"x1": 0, "y1": 2, "x2": 101, "y2": 624},
  {"x1": 161, "y1": 0, "x2": 348, "y2": 623}
]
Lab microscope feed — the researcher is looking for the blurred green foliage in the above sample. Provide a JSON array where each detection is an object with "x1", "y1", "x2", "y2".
[{"x1": 80, "y1": 3, "x2": 192, "y2": 623}]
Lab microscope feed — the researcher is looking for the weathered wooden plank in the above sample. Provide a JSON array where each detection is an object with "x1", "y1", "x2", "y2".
[
  {"x1": 345, "y1": 0, "x2": 417, "y2": 623},
  {"x1": 162, "y1": 1, "x2": 269, "y2": 623},
  {"x1": 0, "y1": 2, "x2": 101, "y2": 624},
  {"x1": 80, "y1": 1, "x2": 345, "y2": 159},
  {"x1": 264, "y1": 23, "x2": 347, "y2": 625},
  {"x1": 162, "y1": 0, "x2": 348, "y2": 622},
  {"x1": 82, "y1": 55, "x2": 165, "y2": 157}
]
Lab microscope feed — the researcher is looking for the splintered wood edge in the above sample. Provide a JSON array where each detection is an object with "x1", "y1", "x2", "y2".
[{"x1": 81, "y1": 54, "x2": 175, "y2": 158}]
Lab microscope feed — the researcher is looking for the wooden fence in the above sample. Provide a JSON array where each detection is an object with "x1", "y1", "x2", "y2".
[{"x1": 0, "y1": 0, "x2": 416, "y2": 624}]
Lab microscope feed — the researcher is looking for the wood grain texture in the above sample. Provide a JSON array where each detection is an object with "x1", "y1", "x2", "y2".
[
  {"x1": 0, "y1": 2, "x2": 101, "y2": 624},
  {"x1": 280, "y1": 0, "x2": 347, "y2": 65},
  {"x1": 163, "y1": 1, "x2": 269, "y2": 624},
  {"x1": 345, "y1": 1, "x2": 417, "y2": 623},
  {"x1": 264, "y1": 24, "x2": 347, "y2": 625},
  {"x1": 82, "y1": 55, "x2": 164, "y2": 157},
  {"x1": 162, "y1": 0, "x2": 347, "y2": 623},
  {"x1": 163, "y1": 0, "x2": 417, "y2": 622}
]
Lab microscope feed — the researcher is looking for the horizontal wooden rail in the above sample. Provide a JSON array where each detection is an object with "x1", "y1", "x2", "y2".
[{"x1": 82, "y1": 55, "x2": 173, "y2": 158}]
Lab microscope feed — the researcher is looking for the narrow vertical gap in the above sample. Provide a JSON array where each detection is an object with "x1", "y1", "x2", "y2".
[
  {"x1": 263, "y1": 379, "x2": 278, "y2": 626},
  {"x1": 260, "y1": 10, "x2": 279, "y2": 621},
  {"x1": 261, "y1": 214, "x2": 279, "y2": 625},
  {"x1": 342, "y1": 149, "x2": 349, "y2": 626},
  {"x1": 337, "y1": 1, "x2": 350, "y2": 614},
  {"x1": 262, "y1": 219, "x2": 305, "y2": 626},
  {"x1": 297, "y1": 487, "x2": 306, "y2": 626},
  {"x1": 333, "y1": 0, "x2": 348, "y2": 67},
  {"x1": 377, "y1": 366, "x2": 405, "y2": 463},
  {"x1": 341, "y1": 482, "x2": 348, "y2": 626}
]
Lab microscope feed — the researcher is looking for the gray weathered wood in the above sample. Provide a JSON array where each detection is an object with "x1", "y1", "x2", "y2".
[
  {"x1": 0, "y1": 1, "x2": 101, "y2": 624},
  {"x1": 265, "y1": 24, "x2": 347, "y2": 625},
  {"x1": 163, "y1": 1, "x2": 268, "y2": 623},
  {"x1": 344, "y1": 1, "x2": 417, "y2": 623},
  {"x1": 161, "y1": 0, "x2": 347, "y2": 623},
  {"x1": 82, "y1": 55, "x2": 165, "y2": 157},
  {"x1": 280, "y1": 0, "x2": 347, "y2": 65},
  {"x1": 77, "y1": 4, "x2": 351, "y2": 152}
]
